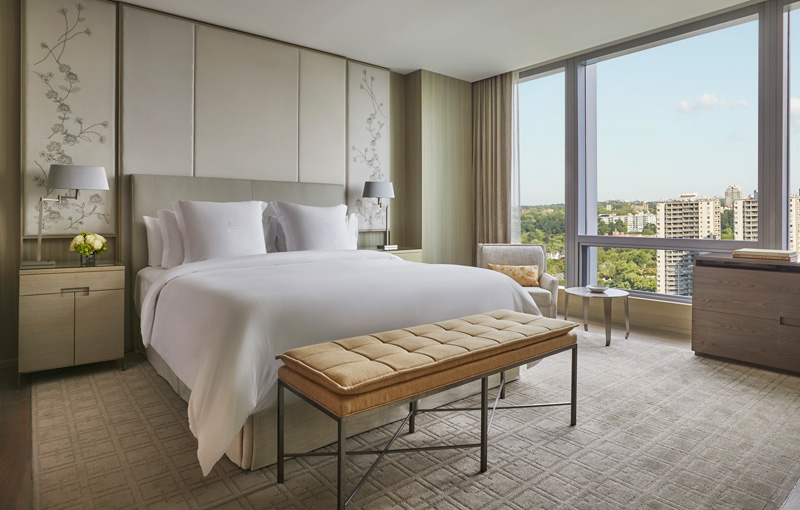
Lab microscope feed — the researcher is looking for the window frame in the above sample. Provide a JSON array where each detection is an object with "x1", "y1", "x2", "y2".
[{"x1": 515, "y1": 0, "x2": 792, "y2": 302}]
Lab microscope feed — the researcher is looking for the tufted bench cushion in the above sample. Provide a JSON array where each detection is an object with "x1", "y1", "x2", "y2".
[{"x1": 277, "y1": 310, "x2": 578, "y2": 417}]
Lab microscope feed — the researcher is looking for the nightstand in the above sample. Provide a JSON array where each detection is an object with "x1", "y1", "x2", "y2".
[
  {"x1": 364, "y1": 247, "x2": 423, "y2": 263},
  {"x1": 18, "y1": 263, "x2": 125, "y2": 374}
]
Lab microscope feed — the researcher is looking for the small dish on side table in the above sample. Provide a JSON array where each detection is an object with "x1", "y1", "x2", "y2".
[{"x1": 586, "y1": 285, "x2": 609, "y2": 293}]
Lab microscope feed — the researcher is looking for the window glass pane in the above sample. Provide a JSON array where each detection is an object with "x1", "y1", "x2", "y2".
[
  {"x1": 596, "y1": 248, "x2": 708, "y2": 296},
  {"x1": 518, "y1": 71, "x2": 566, "y2": 284},
  {"x1": 790, "y1": 7, "x2": 800, "y2": 257},
  {"x1": 595, "y1": 20, "x2": 758, "y2": 243}
]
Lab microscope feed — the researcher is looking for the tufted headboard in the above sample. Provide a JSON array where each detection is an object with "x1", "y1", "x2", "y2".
[{"x1": 130, "y1": 174, "x2": 345, "y2": 278}]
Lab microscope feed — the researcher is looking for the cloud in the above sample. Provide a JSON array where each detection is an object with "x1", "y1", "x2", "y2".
[{"x1": 676, "y1": 93, "x2": 747, "y2": 114}]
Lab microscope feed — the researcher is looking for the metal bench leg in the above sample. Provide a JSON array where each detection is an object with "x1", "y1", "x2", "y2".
[
  {"x1": 499, "y1": 371, "x2": 506, "y2": 400},
  {"x1": 570, "y1": 346, "x2": 578, "y2": 426},
  {"x1": 409, "y1": 400, "x2": 418, "y2": 433},
  {"x1": 337, "y1": 418, "x2": 347, "y2": 510},
  {"x1": 480, "y1": 377, "x2": 488, "y2": 473},
  {"x1": 277, "y1": 381, "x2": 285, "y2": 483}
]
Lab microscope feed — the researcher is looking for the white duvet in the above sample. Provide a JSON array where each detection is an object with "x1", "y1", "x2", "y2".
[{"x1": 140, "y1": 250, "x2": 540, "y2": 475}]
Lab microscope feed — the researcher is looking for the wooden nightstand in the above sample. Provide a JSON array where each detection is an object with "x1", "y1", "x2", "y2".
[
  {"x1": 363, "y1": 247, "x2": 423, "y2": 263},
  {"x1": 18, "y1": 263, "x2": 125, "y2": 374}
]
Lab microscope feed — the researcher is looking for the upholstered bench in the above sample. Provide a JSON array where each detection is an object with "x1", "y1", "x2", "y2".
[{"x1": 276, "y1": 310, "x2": 579, "y2": 509}]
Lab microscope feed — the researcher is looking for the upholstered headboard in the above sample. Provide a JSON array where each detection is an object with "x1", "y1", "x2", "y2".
[{"x1": 130, "y1": 174, "x2": 345, "y2": 278}]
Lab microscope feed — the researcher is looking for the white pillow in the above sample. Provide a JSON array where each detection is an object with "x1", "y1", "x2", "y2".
[
  {"x1": 346, "y1": 213, "x2": 359, "y2": 248},
  {"x1": 143, "y1": 216, "x2": 163, "y2": 267},
  {"x1": 263, "y1": 215, "x2": 287, "y2": 253},
  {"x1": 175, "y1": 200, "x2": 268, "y2": 263},
  {"x1": 270, "y1": 202, "x2": 355, "y2": 251},
  {"x1": 157, "y1": 209, "x2": 184, "y2": 269}
]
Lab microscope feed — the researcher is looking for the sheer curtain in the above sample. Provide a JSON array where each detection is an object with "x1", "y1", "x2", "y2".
[
  {"x1": 473, "y1": 71, "x2": 513, "y2": 246},
  {"x1": 511, "y1": 70, "x2": 521, "y2": 243}
]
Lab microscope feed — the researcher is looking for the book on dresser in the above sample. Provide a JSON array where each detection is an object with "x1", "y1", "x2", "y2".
[
  {"x1": 732, "y1": 248, "x2": 797, "y2": 262},
  {"x1": 691, "y1": 254, "x2": 800, "y2": 373}
]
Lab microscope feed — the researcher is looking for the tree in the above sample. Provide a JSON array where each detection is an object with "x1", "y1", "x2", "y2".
[
  {"x1": 641, "y1": 223, "x2": 657, "y2": 236},
  {"x1": 721, "y1": 209, "x2": 734, "y2": 232},
  {"x1": 721, "y1": 227, "x2": 734, "y2": 240}
]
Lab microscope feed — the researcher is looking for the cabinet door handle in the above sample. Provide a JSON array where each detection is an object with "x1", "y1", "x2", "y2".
[
  {"x1": 61, "y1": 287, "x2": 90, "y2": 296},
  {"x1": 780, "y1": 316, "x2": 800, "y2": 328}
]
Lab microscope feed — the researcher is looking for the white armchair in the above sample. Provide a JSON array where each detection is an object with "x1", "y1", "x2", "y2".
[{"x1": 477, "y1": 243, "x2": 559, "y2": 318}]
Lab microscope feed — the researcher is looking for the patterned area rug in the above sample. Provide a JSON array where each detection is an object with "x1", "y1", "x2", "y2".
[{"x1": 32, "y1": 331, "x2": 800, "y2": 509}]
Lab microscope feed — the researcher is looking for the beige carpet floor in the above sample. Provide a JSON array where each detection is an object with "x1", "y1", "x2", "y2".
[{"x1": 32, "y1": 330, "x2": 800, "y2": 510}]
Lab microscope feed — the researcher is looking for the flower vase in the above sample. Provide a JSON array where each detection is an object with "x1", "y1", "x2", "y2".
[{"x1": 80, "y1": 253, "x2": 96, "y2": 267}]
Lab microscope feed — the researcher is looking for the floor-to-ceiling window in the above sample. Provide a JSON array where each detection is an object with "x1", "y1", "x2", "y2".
[
  {"x1": 517, "y1": 69, "x2": 566, "y2": 284},
  {"x1": 589, "y1": 16, "x2": 758, "y2": 296},
  {"x1": 790, "y1": 4, "x2": 800, "y2": 257},
  {"x1": 514, "y1": 1, "x2": 795, "y2": 300}
]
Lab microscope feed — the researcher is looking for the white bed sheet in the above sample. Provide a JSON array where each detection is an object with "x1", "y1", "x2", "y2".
[
  {"x1": 139, "y1": 250, "x2": 540, "y2": 475},
  {"x1": 134, "y1": 266, "x2": 167, "y2": 315}
]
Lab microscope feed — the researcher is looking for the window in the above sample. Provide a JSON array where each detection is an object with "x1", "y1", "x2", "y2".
[
  {"x1": 581, "y1": 17, "x2": 759, "y2": 297},
  {"x1": 595, "y1": 19, "x2": 758, "y2": 241},
  {"x1": 518, "y1": 70, "x2": 566, "y2": 284},
  {"x1": 790, "y1": 5, "x2": 800, "y2": 257},
  {"x1": 513, "y1": 4, "x2": 783, "y2": 300}
]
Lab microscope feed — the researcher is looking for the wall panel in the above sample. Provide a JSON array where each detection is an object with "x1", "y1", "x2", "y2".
[
  {"x1": 400, "y1": 71, "x2": 422, "y2": 249},
  {"x1": 0, "y1": 0, "x2": 21, "y2": 365},
  {"x1": 121, "y1": 6, "x2": 195, "y2": 176},
  {"x1": 403, "y1": 70, "x2": 473, "y2": 265},
  {"x1": 194, "y1": 25, "x2": 298, "y2": 181},
  {"x1": 298, "y1": 50, "x2": 346, "y2": 184}
]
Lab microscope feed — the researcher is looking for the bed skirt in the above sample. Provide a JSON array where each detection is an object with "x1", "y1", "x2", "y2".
[{"x1": 144, "y1": 346, "x2": 519, "y2": 471}]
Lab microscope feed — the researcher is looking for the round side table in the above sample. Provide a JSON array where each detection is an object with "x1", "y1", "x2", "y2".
[{"x1": 564, "y1": 287, "x2": 630, "y2": 346}]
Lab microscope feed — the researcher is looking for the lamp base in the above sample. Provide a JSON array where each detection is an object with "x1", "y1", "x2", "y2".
[
  {"x1": 21, "y1": 260, "x2": 56, "y2": 268},
  {"x1": 378, "y1": 244, "x2": 398, "y2": 251}
]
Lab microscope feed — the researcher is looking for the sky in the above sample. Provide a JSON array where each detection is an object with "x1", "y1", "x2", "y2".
[{"x1": 517, "y1": 15, "x2": 800, "y2": 206}]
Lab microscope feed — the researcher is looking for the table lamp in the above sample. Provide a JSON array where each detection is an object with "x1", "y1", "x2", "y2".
[
  {"x1": 22, "y1": 164, "x2": 109, "y2": 268},
  {"x1": 362, "y1": 180, "x2": 396, "y2": 251}
]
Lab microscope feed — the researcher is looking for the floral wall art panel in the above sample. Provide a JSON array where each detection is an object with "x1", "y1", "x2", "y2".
[
  {"x1": 347, "y1": 62, "x2": 390, "y2": 231},
  {"x1": 23, "y1": 0, "x2": 117, "y2": 236}
]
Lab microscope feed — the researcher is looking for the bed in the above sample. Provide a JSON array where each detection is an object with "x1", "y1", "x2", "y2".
[{"x1": 130, "y1": 174, "x2": 541, "y2": 476}]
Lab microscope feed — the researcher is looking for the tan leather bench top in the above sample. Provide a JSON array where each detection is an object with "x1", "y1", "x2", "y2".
[{"x1": 277, "y1": 310, "x2": 578, "y2": 396}]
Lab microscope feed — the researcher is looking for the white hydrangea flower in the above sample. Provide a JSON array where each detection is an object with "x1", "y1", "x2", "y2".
[
  {"x1": 74, "y1": 235, "x2": 85, "y2": 244},
  {"x1": 92, "y1": 240, "x2": 103, "y2": 250},
  {"x1": 85, "y1": 234, "x2": 96, "y2": 244}
]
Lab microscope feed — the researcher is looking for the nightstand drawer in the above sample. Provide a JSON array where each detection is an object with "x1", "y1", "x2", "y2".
[{"x1": 20, "y1": 268, "x2": 124, "y2": 296}]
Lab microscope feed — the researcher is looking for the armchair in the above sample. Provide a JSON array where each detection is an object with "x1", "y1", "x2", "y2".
[{"x1": 477, "y1": 243, "x2": 559, "y2": 318}]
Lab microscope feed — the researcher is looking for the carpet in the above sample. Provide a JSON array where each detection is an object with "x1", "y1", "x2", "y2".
[{"x1": 31, "y1": 331, "x2": 800, "y2": 509}]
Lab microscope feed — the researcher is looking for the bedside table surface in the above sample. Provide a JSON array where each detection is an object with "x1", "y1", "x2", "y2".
[{"x1": 20, "y1": 262, "x2": 124, "y2": 274}]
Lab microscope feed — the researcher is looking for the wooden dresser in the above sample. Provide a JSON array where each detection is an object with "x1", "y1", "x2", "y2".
[
  {"x1": 692, "y1": 255, "x2": 800, "y2": 373},
  {"x1": 18, "y1": 264, "x2": 125, "y2": 373}
]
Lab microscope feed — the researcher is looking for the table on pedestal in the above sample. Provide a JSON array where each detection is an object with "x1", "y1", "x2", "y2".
[{"x1": 564, "y1": 287, "x2": 629, "y2": 346}]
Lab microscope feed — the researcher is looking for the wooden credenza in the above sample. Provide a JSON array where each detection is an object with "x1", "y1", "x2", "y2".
[{"x1": 692, "y1": 255, "x2": 800, "y2": 373}]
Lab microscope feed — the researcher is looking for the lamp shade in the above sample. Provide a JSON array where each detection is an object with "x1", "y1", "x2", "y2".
[
  {"x1": 362, "y1": 181, "x2": 394, "y2": 199},
  {"x1": 47, "y1": 165, "x2": 109, "y2": 191}
]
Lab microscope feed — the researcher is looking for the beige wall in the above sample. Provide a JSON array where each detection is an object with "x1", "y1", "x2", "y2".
[{"x1": 0, "y1": 0, "x2": 21, "y2": 367}]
